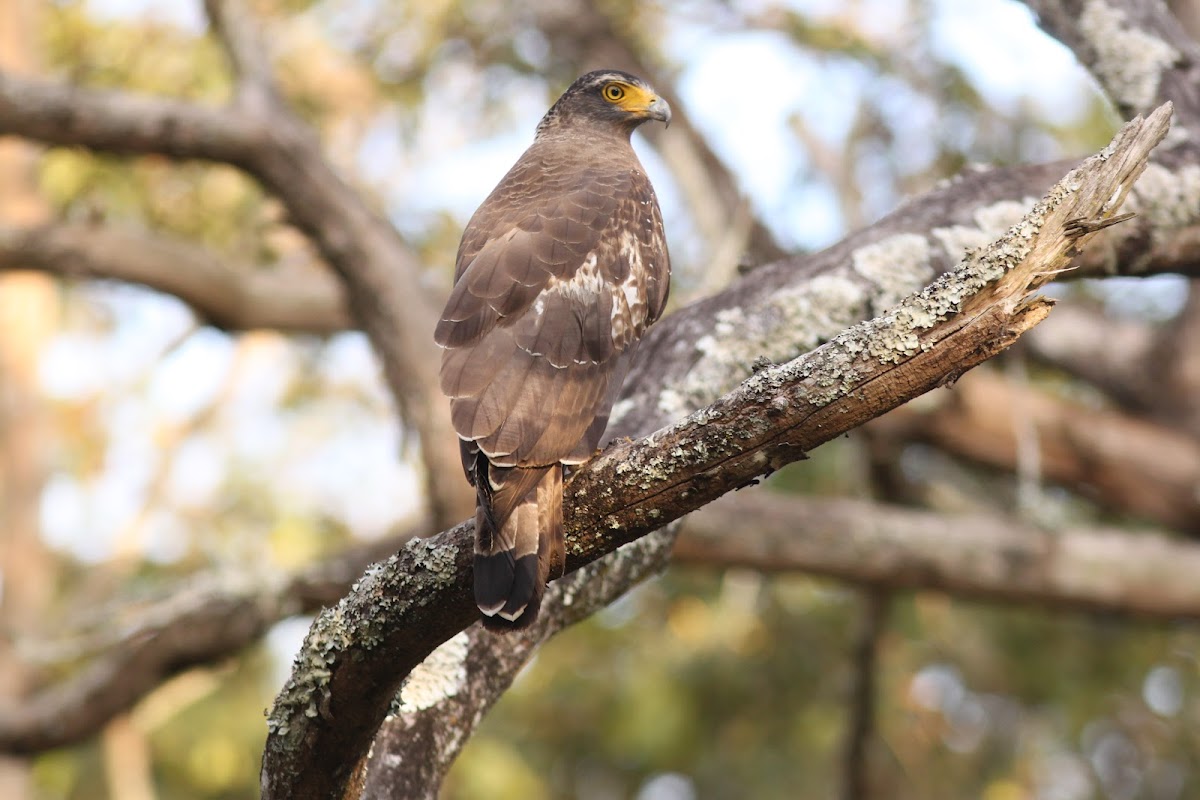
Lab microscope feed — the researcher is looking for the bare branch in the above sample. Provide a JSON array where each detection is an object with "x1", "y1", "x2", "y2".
[
  {"x1": 203, "y1": 0, "x2": 282, "y2": 113},
  {"x1": 0, "y1": 572, "x2": 294, "y2": 754},
  {"x1": 0, "y1": 222, "x2": 351, "y2": 333},
  {"x1": 257, "y1": 106, "x2": 1170, "y2": 799},
  {"x1": 1024, "y1": 0, "x2": 1200, "y2": 127},
  {"x1": 673, "y1": 492, "x2": 1200, "y2": 619},
  {"x1": 0, "y1": 37, "x2": 475, "y2": 525},
  {"x1": 840, "y1": 591, "x2": 888, "y2": 800},
  {"x1": 0, "y1": 70, "x2": 265, "y2": 165},
  {"x1": 874, "y1": 368, "x2": 1200, "y2": 533},
  {"x1": 0, "y1": 531, "x2": 413, "y2": 754}
]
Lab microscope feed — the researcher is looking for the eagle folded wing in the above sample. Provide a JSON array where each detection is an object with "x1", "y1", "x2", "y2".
[{"x1": 435, "y1": 79, "x2": 670, "y2": 627}]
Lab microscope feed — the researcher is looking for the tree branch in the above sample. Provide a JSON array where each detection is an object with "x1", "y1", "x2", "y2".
[
  {"x1": 874, "y1": 368, "x2": 1200, "y2": 533},
  {"x1": 673, "y1": 492, "x2": 1200, "y2": 619},
  {"x1": 0, "y1": 9, "x2": 477, "y2": 526},
  {"x1": 606, "y1": 138, "x2": 1200, "y2": 442},
  {"x1": 1025, "y1": 0, "x2": 1200, "y2": 127},
  {"x1": 0, "y1": 571, "x2": 294, "y2": 755},
  {"x1": 357, "y1": 529, "x2": 677, "y2": 799},
  {"x1": 0, "y1": 70, "x2": 266, "y2": 165},
  {"x1": 840, "y1": 590, "x2": 888, "y2": 800},
  {"x1": 0, "y1": 529, "x2": 413, "y2": 754},
  {"x1": 203, "y1": 0, "x2": 282, "y2": 113},
  {"x1": 0, "y1": 222, "x2": 351, "y2": 333},
  {"x1": 256, "y1": 105, "x2": 1170, "y2": 799}
]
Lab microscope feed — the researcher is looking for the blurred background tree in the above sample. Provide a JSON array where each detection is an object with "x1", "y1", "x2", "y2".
[{"x1": 1, "y1": 0, "x2": 1199, "y2": 798}]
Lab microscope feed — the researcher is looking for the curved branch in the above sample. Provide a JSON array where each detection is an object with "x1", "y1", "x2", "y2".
[
  {"x1": 0, "y1": 532, "x2": 411, "y2": 754},
  {"x1": 0, "y1": 70, "x2": 266, "y2": 165},
  {"x1": 0, "y1": 7, "x2": 476, "y2": 526},
  {"x1": 258, "y1": 106, "x2": 1169, "y2": 799},
  {"x1": 0, "y1": 571, "x2": 293, "y2": 754},
  {"x1": 0, "y1": 222, "x2": 351, "y2": 333},
  {"x1": 1025, "y1": 0, "x2": 1200, "y2": 127},
  {"x1": 874, "y1": 368, "x2": 1200, "y2": 533}
]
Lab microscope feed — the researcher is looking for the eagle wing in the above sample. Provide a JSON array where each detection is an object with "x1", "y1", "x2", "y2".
[
  {"x1": 435, "y1": 148, "x2": 669, "y2": 626},
  {"x1": 435, "y1": 162, "x2": 669, "y2": 468}
]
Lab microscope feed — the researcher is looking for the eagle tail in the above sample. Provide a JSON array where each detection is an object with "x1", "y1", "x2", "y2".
[{"x1": 473, "y1": 461, "x2": 565, "y2": 629}]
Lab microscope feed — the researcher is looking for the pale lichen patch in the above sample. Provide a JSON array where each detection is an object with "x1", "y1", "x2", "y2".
[
  {"x1": 850, "y1": 233, "x2": 934, "y2": 311},
  {"x1": 397, "y1": 631, "x2": 470, "y2": 713},
  {"x1": 1080, "y1": 1, "x2": 1179, "y2": 111},
  {"x1": 407, "y1": 537, "x2": 461, "y2": 587},
  {"x1": 266, "y1": 603, "x2": 356, "y2": 736},
  {"x1": 932, "y1": 199, "x2": 1035, "y2": 262},
  {"x1": 670, "y1": 275, "x2": 869, "y2": 419},
  {"x1": 1126, "y1": 163, "x2": 1200, "y2": 229}
]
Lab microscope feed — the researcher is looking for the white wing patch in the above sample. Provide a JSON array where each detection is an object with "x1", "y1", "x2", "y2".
[{"x1": 545, "y1": 251, "x2": 604, "y2": 303}]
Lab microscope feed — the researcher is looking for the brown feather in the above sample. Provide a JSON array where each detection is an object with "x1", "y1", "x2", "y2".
[{"x1": 438, "y1": 70, "x2": 671, "y2": 628}]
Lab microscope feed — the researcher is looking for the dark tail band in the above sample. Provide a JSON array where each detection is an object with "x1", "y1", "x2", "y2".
[{"x1": 473, "y1": 462, "x2": 565, "y2": 629}]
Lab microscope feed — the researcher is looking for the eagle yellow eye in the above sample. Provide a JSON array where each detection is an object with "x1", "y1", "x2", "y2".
[{"x1": 603, "y1": 83, "x2": 626, "y2": 102}]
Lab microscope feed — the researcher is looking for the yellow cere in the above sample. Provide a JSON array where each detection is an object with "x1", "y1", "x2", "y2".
[{"x1": 603, "y1": 81, "x2": 658, "y2": 113}]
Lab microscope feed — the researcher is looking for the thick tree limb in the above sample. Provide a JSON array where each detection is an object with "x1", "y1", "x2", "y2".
[
  {"x1": 1026, "y1": 0, "x2": 1200, "y2": 126},
  {"x1": 607, "y1": 140, "x2": 1200, "y2": 442},
  {"x1": 357, "y1": 529, "x2": 676, "y2": 799},
  {"x1": 0, "y1": 222, "x2": 351, "y2": 333},
  {"x1": 674, "y1": 492, "x2": 1200, "y2": 619},
  {"x1": 255, "y1": 106, "x2": 1170, "y2": 799},
  {"x1": 874, "y1": 368, "x2": 1200, "y2": 533}
]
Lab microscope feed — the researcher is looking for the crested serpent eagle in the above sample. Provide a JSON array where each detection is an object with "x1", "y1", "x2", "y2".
[{"x1": 435, "y1": 70, "x2": 672, "y2": 628}]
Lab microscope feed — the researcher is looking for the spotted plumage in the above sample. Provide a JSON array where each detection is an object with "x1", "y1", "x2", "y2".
[{"x1": 435, "y1": 70, "x2": 672, "y2": 628}]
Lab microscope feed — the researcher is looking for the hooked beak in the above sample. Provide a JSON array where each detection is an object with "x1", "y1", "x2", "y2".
[{"x1": 646, "y1": 96, "x2": 672, "y2": 127}]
